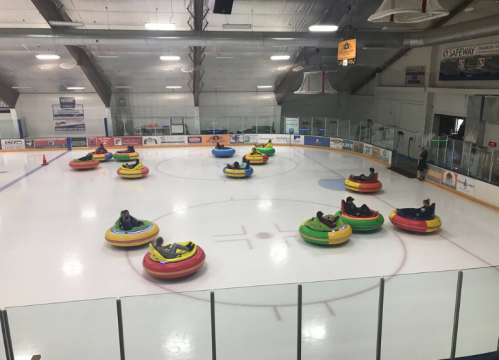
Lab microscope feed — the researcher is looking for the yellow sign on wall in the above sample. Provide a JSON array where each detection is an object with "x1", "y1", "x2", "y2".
[{"x1": 338, "y1": 39, "x2": 357, "y2": 61}]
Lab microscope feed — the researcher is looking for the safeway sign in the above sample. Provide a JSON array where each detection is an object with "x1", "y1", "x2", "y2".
[{"x1": 442, "y1": 43, "x2": 499, "y2": 59}]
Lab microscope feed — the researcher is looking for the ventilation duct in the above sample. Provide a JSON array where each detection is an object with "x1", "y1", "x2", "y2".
[
  {"x1": 369, "y1": 0, "x2": 449, "y2": 23},
  {"x1": 294, "y1": 72, "x2": 337, "y2": 95}
]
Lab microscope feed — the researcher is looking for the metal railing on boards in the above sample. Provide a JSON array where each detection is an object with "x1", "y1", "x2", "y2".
[{"x1": 1, "y1": 267, "x2": 499, "y2": 360}]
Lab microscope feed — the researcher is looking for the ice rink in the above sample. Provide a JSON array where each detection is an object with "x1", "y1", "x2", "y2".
[{"x1": 1, "y1": 146, "x2": 499, "y2": 360}]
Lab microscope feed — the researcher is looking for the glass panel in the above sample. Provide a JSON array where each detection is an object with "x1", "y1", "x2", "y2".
[
  {"x1": 121, "y1": 291, "x2": 211, "y2": 360},
  {"x1": 302, "y1": 277, "x2": 380, "y2": 360},
  {"x1": 338, "y1": 119, "x2": 351, "y2": 139},
  {"x1": 7, "y1": 298, "x2": 120, "y2": 360},
  {"x1": 215, "y1": 284, "x2": 297, "y2": 360},
  {"x1": 456, "y1": 266, "x2": 499, "y2": 357},
  {"x1": 300, "y1": 117, "x2": 312, "y2": 135},
  {"x1": 312, "y1": 117, "x2": 325, "y2": 136},
  {"x1": 325, "y1": 118, "x2": 338, "y2": 138},
  {"x1": 382, "y1": 271, "x2": 458, "y2": 360}
]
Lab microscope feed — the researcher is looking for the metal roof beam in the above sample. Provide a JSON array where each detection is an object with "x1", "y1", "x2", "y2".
[
  {"x1": 31, "y1": 0, "x2": 112, "y2": 106},
  {"x1": 0, "y1": 81, "x2": 19, "y2": 108}
]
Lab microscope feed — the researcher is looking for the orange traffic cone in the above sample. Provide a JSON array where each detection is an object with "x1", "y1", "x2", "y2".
[{"x1": 42, "y1": 154, "x2": 48, "y2": 166}]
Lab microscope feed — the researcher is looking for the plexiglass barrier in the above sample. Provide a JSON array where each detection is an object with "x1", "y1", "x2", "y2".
[{"x1": 1, "y1": 267, "x2": 499, "y2": 360}]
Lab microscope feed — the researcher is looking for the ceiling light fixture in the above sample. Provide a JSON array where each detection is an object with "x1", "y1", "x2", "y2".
[
  {"x1": 257, "y1": 85, "x2": 273, "y2": 89},
  {"x1": 66, "y1": 87, "x2": 85, "y2": 90},
  {"x1": 163, "y1": 68, "x2": 173, "y2": 71},
  {"x1": 261, "y1": 96, "x2": 272, "y2": 99},
  {"x1": 160, "y1": 55, "x2": 181, "y2": 61},
  {"x1": 222, "y1": 24, "x2": 252, "y2": 30},
  {"x1": 293, "y1": 66, "x2": 304, "y2": 72},
  {"x1": 145, "y1": 23, "x2": 176, "y2": 30},
  {"x1": 115, "y1": 86, "x2": 132, "y2": 89},
  {"x1": 271, "y1": 55, "x2": 290, "y2": 61},
  {"x1": 97, "y1": 55, "x2": 119, "y2": 58},
  {"x1": 49, "y1": 21, "x2": 84, "y2": 27},
  {"x1": 363, "y1": 46, "x2": 388, "y2": 50},
  {"x1": 170, "y1": 96, "x2": 181, "y2": 99},
  {"x1": 166, "y1": 86, "x2": 182, "y2": 89},
  {"x1": 36, "y1": 54, "x2": 60, "y2": 60},
  {"x1": 273, "y1": 38, "x2": 295, "y2": 40},
  {"x1": 309, "y1": 24, "x2": 338, "y2": 32},
  {"x1": 216, "y1": 56, "x2": 234, "y2": 59},
  {"x1": 12, "y1": 86, "x2": 31, "y2": 89},
  {"x1": 278, "y1": 66, "x2": 288, "y2": 70},
  {"x1": 181, "y1": 67, "x2": 195, "y2": 73}
]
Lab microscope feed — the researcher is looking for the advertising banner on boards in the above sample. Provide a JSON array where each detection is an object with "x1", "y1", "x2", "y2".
[
  {"x1": 24, "y1": 139, "x2": 34, "y2": 149},
  {"x1": 143, "y1": 136, "x2": 187, "y2": 146},
  {"x1": 258, "y1": 134, "x2": 290, "y2": 144},
  {"x1": 291, "y1": 135, "x2": 304, "y2": 145},
  {"x1": 375, "y1": 147, "x2": 392, "y2": 165},
  {"x1": 230, "y1": 134, "x2": 244, "y2": 144},
  {"x1": 112, "y1": 137, "x2": 142, "y2": 146},
  {"x1": 202, "y1": 134, "x2": 231, "y2": 145},
  {"x1": 342, "y1": 140, "x2": 354, "y2": 151},
  {"x1": 304, "y1": 136, "x2": 330, "y2": 147},
  {"x1": 187, "y1": 135, "x2": 203, "y2": 144},
  {"x1": 34, "y1": 138, "x2": 67, "y2": 149},
  {"x1": 244, "y1": 134, "x2": 259, "y2": 144},
  {"x1": 441, "y1": 169, "x2": 458, "y2": 190},
  {"x1": 353, "y1": 141, "x2": 364, "y2": 154},
  {"x1": 456, "y1": 174, "x2": 476, "y2": 196},
  {"x1": 1, "y1": 139, "x2": 25, "y2": 150},
  {"x1": 363, "y1": 143, "x2": 373, "y2": 156},
  {"x1": 330, "y1": 138, "x2": 343, "y2": 149},
  {"x1": 427, "y1": 165, "x2": 443, "y2": 183},
  {"x1": 71, "y1": 137, "x2": 88, "y2": 148},
  {"x1": 87, "y1": 137, "x2": 114, "y2": 148}
]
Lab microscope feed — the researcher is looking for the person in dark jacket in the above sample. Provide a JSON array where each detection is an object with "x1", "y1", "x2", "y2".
[
  {"x1": 316, "y1": 211, "x2": 339, "y2": 228},
  {"x1": 78, "y1": 153, "x2": 93, "y2": 161},
  {"x1": 417, "y1": 148, "x2": 428, "y2": 181},
  {"x1": 154, "y1": 237, "x2": 194, "y2": 259},
  {"x1": 119, "y1": 210, "x2": 143, "y2": 231},
  {"x1": 124, "y1": 159, "x2": 140, "y2": 169},
  {"x1": 95, "y1": 143, "x2": 107, "y2": 154},
  {"x1": 227, "y1": 161, "x2": 240, "y2": 169},
  {"x1": 350, "y1": 168, "x2": 375, "y2": 181},
  {"x1": 215, "y1": 142, "x2": 226, "y2": 150},
  {"x1": 399, "y1": 199, "x2": 433, "y2": 218},
  {"x1": 241, "y1": 157, "x2": 251, "y2": 169},
  {"x1": 344, "y1": 196, "x2": 378, "y2": 217}
]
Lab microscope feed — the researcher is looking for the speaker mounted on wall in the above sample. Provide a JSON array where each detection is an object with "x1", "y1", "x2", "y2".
[{"x1": 214, "y1": 0, "x2": 235, "y2": 14}]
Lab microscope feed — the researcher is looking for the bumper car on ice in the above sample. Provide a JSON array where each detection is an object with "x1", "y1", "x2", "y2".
[
  {"x1": 69, "y1": 157, "x2": 99, "y2": 170},
  {"x1": 92, "y1": 152, "x2": 113, "y2": 162},
  {"x1": 212, "y1": 147, "x2": 236, "y2": 157},
  {"x1": 143, "y1": 241, "x2": 206, "y2": 279},
  {"x1": 223, "y1": 166, "x2": 253, "y2": 178},
  {"x1": 243, "y1": 151, "x2": 269, "y2": 165},
  {"x1": 299, "y1": 215, "x2": 352, "y2": 245},
  {"x1": 345, "y1": 173, "x2": 382, "y2": 193},
  {"x1": 105, "y1": 217, "x2": 159, "y2": 247},
  {"x1": 113, "y1": 150, "x2": 139, "y2": 161},
  {"x1": 117, "y1": 161, "x2": 149, "y2": 179},
  {"x1": 335, "y1": 200, "x2": 384, "y2": 232},
  {"x1": 390, "y1": 203, "x2": 441, "y2": 233},
  {"x1": 254, "y1": 146, "x2": 275, "y2": 156}
]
